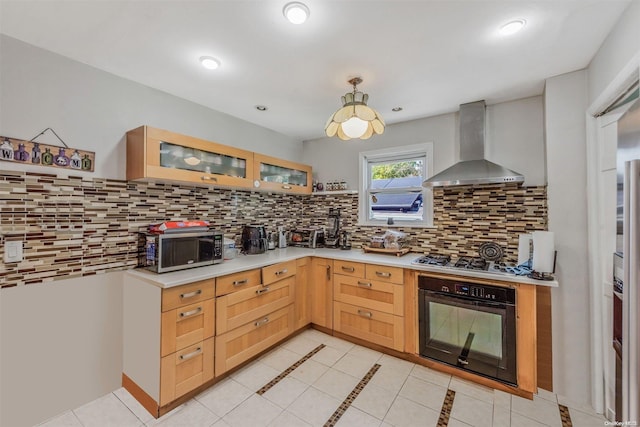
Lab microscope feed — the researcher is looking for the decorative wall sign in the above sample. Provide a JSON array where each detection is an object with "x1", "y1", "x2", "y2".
[{"x1": 0, "y1": 130, "x2": 95, "y2": 172}]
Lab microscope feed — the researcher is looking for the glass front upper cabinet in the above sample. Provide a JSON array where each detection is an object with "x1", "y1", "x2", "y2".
[
  {"x1": 253, "y1": 153, "x2": 312, "y2": 194},
  {"x1": 126, "y1": 126, "x2": 254, "y2": 188}
]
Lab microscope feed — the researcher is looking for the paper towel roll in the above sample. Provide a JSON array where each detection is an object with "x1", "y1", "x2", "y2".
[
  {"x1": 517, "y1": 234, "x2": 532, "y2": 265},
  {"x1": 532, "y1": 231, "x2": 555, "y2": 273}
]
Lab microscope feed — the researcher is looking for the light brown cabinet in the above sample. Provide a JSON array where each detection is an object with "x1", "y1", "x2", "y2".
[
  {"x1": 310, "y1": 257, "x2": 333, "y2": 329},
  {"x1": 160, "y1": 338, "x2": 214, "y2": 405},
  {"x1": 294, "y1": 257, "x2": 311, "y2": 330},
  {"x1": 333, "y1": 301, "x2": 404, "y2": 351},
  {"x1": 253, "y1": 153, "x2": 313, "y2": 194}
]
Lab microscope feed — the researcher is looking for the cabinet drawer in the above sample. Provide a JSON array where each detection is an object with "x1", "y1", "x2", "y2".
[
  {"x1": 162, "y1": 280, "x2": 215, "y2": 312},
  {"x1": 161, "y1": 298, "x2": 215, "y2": 357},
  {"x1": 262, "y1": 260, "x2": 296, "y2": 285},
  {"x1": 216, "y1": 276, "x2": 295, "y2": 334},
  {"x1": 333, "y1": 275, "x2": 404, "y2": 316},
  {"x1": 216, "y1": 269, "x2": 261, "y2": 297},
  {"x1": 334, "y1": 260, "x2": 365, "y2": 277},
  {"x1": 160, "y1": 337, "x2": 214, "y2": 406},
  {"x1": 333, "y1": 301, "x2": 403, "y2": 351},
  {"x1": 215, "y1": 304, "x2": 294, "y2": 375},
  {"x1": 365, "y1": 265, "x2": 404, "y2": 285}
]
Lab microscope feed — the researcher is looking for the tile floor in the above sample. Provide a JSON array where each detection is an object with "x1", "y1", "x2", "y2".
[{"x1": 38, "y1": 329, "x2": 609, "y2": 427}]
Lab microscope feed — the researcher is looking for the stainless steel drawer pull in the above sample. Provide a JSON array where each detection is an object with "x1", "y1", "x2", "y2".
[
  {"x1": 357, "y1": 310, "x2": 373, "y2": 318},
  {"x1": 232, "y1": 279, "x2": 248, "y2": 286},
  {"x1": 282, "y1": 185, "x2": 292, "y2": 190},
  {"x1": 255, "y1": 317, "x2": 270, "y2": 327},
  {"x1": 357, "y1": 281, "x2": 372, "y2": 288},
  {"x1": 275, "y1": 269, "x2": 288, "y2": 276},
  {"x1": 179, "y1": 347, "x2": 202, "y2": 361},
  {"x1": 375, "y1": 271, "x2": 391, "y2": 278},
  {"x1": 179, "y1": 307, "x2": 202, "y2": 318},
  {"x1": 342, "y1": 266, "x2": 355, "y2": 272},
  {"x1": 180, "y1": 289, "x2": 202, "y2": 299},
  {"x1": 255, "y1": 287, "x2": 270, "y2": 295},
  {"x1": 201, "y1": 176, "x2": 218, "y2": 182}
]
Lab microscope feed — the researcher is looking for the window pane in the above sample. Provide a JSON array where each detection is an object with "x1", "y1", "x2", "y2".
[{"x1": 367, "y1": 157, "x2": 425, "y2": 222}]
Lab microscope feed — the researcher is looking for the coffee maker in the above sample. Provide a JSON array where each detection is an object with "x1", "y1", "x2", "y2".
[{"x1": 325, "y1": 208, "x2": 341, "y2": 248}]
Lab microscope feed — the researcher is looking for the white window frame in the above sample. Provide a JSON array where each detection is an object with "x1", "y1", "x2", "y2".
[{"x1": 358, "y1": 143, "x2": 434, "y2": 227}]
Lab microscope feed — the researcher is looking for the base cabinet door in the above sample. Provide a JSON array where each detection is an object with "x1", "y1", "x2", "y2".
[
  {"x1": 310, "y1": 258, "x2": 333, "y2": 329},
  {"x1": 295, "y1": 257, "x2": 311, "y2": 330},
  {"x1": 333, "y1": 301, "x2": 404, "y2": 351},
  {"x1": 160, "y1": 338, "x2": 214, "y2": 406},
  {"x1": 215, "y1": 305, "x2": 294, "y2": 375}
]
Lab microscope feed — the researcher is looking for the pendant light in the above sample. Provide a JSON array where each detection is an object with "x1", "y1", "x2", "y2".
[{"x1": 325, "y1": 77, "x2": 385, "y2": 140}]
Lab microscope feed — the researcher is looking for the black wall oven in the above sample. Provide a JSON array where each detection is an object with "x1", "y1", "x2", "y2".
[{"x1": 418, "y1": 275, "x2": 517, "y2": 385}]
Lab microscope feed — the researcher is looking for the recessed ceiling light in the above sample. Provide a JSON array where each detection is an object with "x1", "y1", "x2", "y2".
[
  {"x1": 255, "y1": 105, "x2": 268, "y2": 111},
  {"x1": 499, "y1": 19, "x2": 526, "y2": 36},
  {"x1": 199, "y1": 56, "x2": 220, "y2": 70},
  {"x1": 283, "y1": 2, "x2": 310, "y2": 25},
  {"x1": 392, "y1": 107, "x2": 403, "y2": 112}
]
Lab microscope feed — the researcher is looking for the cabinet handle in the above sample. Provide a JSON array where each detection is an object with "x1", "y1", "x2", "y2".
[
  {"x1": 179, "y1": 347, "x2": 202, "y2": 361},
  {"x1": 282, "y1": 185, "x2": 292, "y2": 190},
  {"x1": 232, "y1": 279, "x2": 248, "y2": 286},
  {"x1": 357, "y1": 281, "x2": 372, "y2": 288},
  {"x1": 326, "y1": 265, "x2": 331, "y2": 281},
  {"x1": 179, "y1": 307, "x2": 202, "y2": 319},
  {"x1": 341, "y1": 266, "x2": 355, "y2": 272},
  {"x1": 201, "y1": 176, "x2": 218, "y2": 182},
  {"x1": 357, "y1": 310, "x2": 373, "y2": 318},
  {"x1": 375, "y1": 271, "x2": 391, "y2": 278},
  {"x1": 275, "y1": 269, "x2": 288, "y2": 276},
  {"x1": 180, "y1": 289, "x2": 202, "y2": 299},
  {"x1": 256, "y1": 287, "x2": 270, "y2": 295},
  {"x1": 255, "y1": 317, "x2": 270, "y2": 327}
]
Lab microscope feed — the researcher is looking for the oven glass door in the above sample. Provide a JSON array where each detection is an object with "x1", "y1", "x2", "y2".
[{"x1": 419, "y1": 290, "x2": 517, "y2": 385}]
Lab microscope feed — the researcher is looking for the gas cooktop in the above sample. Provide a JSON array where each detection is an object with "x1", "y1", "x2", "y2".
[{"x1": 411, "y1": 254, "x2": 531, "y2": 276}]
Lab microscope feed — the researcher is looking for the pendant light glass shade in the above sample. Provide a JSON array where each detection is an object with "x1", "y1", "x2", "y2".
[{"x1": 325, "y1": 78, "x2": 385, "y2": 140}]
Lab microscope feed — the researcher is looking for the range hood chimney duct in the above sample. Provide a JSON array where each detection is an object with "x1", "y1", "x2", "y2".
[{"x1": 422, "y1": 100, "x2": 525, "y2": 187}]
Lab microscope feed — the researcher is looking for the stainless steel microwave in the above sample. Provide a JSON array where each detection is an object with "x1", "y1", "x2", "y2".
[{"x1": 140, "y1": 230, "x2": 223, "y2": 273}]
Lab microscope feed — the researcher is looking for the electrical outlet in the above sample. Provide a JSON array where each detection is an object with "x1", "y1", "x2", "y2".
[{"x1": 4, "y1": 241, "x2": 23, "y2": 263}]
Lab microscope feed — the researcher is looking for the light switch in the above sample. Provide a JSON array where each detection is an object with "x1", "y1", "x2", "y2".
[{"x1": 4, "y1": 241, "x2": 23, "y2": 263}]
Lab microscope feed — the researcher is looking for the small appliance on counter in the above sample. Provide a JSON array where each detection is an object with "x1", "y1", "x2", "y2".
[
  {"x1": 340, "y1": 231, "x2": 352, "y2": 250},
  {"x1": 223, "y1": 238, "x2": 238, "y2": 260},
  {"x1": 288, "y1": 228, "x2": 324, "y2": 248},
  {"x1": 278, "y1": 226, "x2": 287, "y2": 248},
  {"x1": 325, "y1": 208, "x2": 341, "y2": 248},
  {"x1": 140, "y1": 223, "x2": 223, "y2": 273},
  {"x1": 242, "y1": 225, "x2": 268, "y2": 254}
]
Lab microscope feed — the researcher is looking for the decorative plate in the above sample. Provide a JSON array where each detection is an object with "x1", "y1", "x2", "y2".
[{"x1": 478, "y1": 242, "x2": 504, "y2": 261}]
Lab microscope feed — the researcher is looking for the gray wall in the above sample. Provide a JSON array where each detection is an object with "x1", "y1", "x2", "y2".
[{"x1": 302, "y1": 96, "x2": 546, "y2": 189}]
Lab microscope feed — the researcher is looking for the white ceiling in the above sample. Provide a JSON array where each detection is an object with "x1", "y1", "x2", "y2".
[{"x1": 0, "y1": 0, "x2": 631, "y2": 141}]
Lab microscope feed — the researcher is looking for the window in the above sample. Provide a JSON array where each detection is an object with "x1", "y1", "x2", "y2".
[{"x1": 358, "y1": 143, "x2": 433, "y2": 227}]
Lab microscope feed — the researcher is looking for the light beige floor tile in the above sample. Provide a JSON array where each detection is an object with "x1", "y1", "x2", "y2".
[
  {"x1": 267, "y1": 411, "x2": 312, "y2": 427},
  {"x1": 510, "y1": 412, "x2": 549, "y2": 427},
  {"x1": 365, "y1": 365, "x2": 410, "y2": 394},
  {"x1": 114, "y1": 387, "x2": 156, "y2": 424},
  {"x1": 449, "y1": 418, "x2": 473, "y2": 427},
  {"x1": 493, "y1": 390, "x2": 511, "y2": 409},
  {"x1": 37, "y1": 410, "x2": 83, "y2": 427},
  {"x1": 260, "y1": 347, "x2": 304, "y2": 372},
  {"x1": 536, "y1": 388, "x2": 557, "y2": 403},
  {"x1": 312, "y1": 368, "x2": 361, "y2": 400},
  {"x1": 450, "y1": 392, "x2": 493, "y2": 426},
  {"x1": 146, "y1": 400, "x2": 218, "y2": 427},
  {"x1": 352, "y1": 383, "x2": 397, "y2": 421},
  {"x1": 377, "y1": 354, "x2": 415, "y2": 376},
  {"x1": 262, "y1": 377, "x2": 309, "y2": 409},
  {"x1": 409, "y1": 364, "x2": 452, "y2": 388},
  {"x1": 196, "y1": 378, "x2": 254, "y2": 418},
  {"x1": 383, "y1": 395, "x2": 440, "y2": 427},
  {"x1": 311, "y1": 345, "x2": 348, "y2": 367},
  {"x1": 322, "y1": 335, "x2": 356, "y2": 352},
  {"x1": 230, "y1": 361, "x2": 280, "y2": 391},
  {"x1": 449, "y1": 377, "x2": 495, "y2": 404},
  {"x1": 297, "y1": 328, "x2": 330, "y2": 344},
  {"x1": 289, "y1": 358, "x2": 330, "y2": 384},
  {"x1": 398, "y1": 375, "x2": 448, "y2": 411},
  {"x1": 287, "y1": 387, "x2": 342, "y2": 426},
  {"x1": 282, "y1": 334, "x2": 323, "y2": 356},
  {"x1": 511, "y1": 395, "x2": 562, "y2": 427},
  {"x1": 73, "y1": 393, "x2": 142, "y2": 427},
  {"x1": 493, "y1": 405, "x2": 511, "y2": 427},
  {"x1": 335, "y1": 406, "x2": 382, "y2": 427},
  {"x1": 222, "y1": 394, "x2": 282, "y2": 427},
  {"x1": 333, "y1": 353, "x2": 378, "y2": 378},
  {"x1": 567, "y1": 407, "x2": 609, "y2": 427},
  {"x1": 347, "y1": 344, "x2": 383, "y2": 363},
  {"x1": 211, "y1": 419, "x2": 232, "y2": 427}
]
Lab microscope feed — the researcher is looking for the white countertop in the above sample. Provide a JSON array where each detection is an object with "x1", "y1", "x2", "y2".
[{"x1": 126, "y1": 247, "x2": 559, "y2": 289}]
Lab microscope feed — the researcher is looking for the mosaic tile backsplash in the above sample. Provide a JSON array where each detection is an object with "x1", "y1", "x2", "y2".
[{"x1": 0, "y1": 171, "x2": 546, "y2": 288}]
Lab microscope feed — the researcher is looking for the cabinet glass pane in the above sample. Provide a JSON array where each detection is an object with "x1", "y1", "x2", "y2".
[
  {"x1": 260, "y1": 162, "x2": 307, "y2": 186},
  {"x1": 159, "y1": 142, "x2": 246, "y2": 178}
]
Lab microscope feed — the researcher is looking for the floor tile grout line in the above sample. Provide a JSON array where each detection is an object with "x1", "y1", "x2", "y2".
[
  {"x1": 323, "y1": 363, "x2": 381, "y2": 427},
  {"x1": 256, "y1": 344, "x2": 326, "y2": 395},
  {"x1": 437, "y1": 389, "x2": 456, "y2": 427},
  {"x1": 559, "y1": 403, "x2": 573, "y2": 427}
]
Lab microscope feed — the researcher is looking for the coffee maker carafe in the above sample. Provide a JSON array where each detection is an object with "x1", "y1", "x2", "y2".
[{"x1": 340, "y1": 231, "x2": 351, "y2": 250}]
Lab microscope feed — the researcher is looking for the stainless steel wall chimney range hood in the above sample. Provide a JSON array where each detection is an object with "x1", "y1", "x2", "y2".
[{"x1": 422, "y1": 100, "x2": 525, "y2": 187}]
